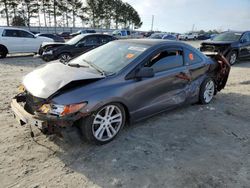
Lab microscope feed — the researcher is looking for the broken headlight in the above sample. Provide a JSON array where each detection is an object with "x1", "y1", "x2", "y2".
[
  {"x1": 38, "y1": 102, "x2": 87, "y2": 116},
  {"x1": 18, "y1": 84, "x2": 26, "y2": 93}
]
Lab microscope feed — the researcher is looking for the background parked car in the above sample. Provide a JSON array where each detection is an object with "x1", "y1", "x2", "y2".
[
  {"x1": 179, "y1": 33, "x2": 198, "y2": 40},
  {"x1": 70, "y1": 29, "x2": 96, "y2": 38},
  {"x1": 143, "y1": 31, "x2": 155, "y2": 38},
  {"x1": 197, "y1": 33, "x2": 211, "y2": 40},
  {"x1": 148, "y1": 33, "x2": 166, "y2": 39},
  {"x1": 112, "y1": 29, "x2": 131, "y2": 38},
  {"x1": 0, "y1": 27, "x2": 53, "y2": 58},
  {"x1": 148, "y1": 33, "x2": 177, "y2": 40},
  {"x1": 200, "y1": 31, "x2": 250, "y2": 65},
  {"x1": 36, "y1": 33, "x2": 65, "y2": 42},
  {"x1": 39, "y1": 33, "x2": 117, "y2": 62},
  {"x1": 57, "y1": 32, "x2": 71, "y2": 40}
]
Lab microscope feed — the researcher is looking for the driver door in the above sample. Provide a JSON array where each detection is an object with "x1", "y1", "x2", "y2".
[
  {"x1": 239, "y1": 32, "x2": 250, "y2": 58},
  {"x1": 74, "y1": 35, "x2": 99, "y2": 56},
  {"x1": 128, "y1": 47, "x2": 191, "y2": 120}
]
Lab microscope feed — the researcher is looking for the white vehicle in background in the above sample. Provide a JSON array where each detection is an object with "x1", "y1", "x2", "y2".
[
  {"x1": 0, "y1": 27, "x2": 53, "y2": 58},
  {"x1": 112, "y1": 29, "x2": 143, "y2": 39},
  {"x1": 179, "y1": 33, "x2": 198, "y2": 40}
]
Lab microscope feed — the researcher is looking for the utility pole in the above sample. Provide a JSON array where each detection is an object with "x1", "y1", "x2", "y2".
[
  {"x1": 151, "y1": 15, "x2": 154, "y2": 31},
  {"x1": 192, "y1": 24, "x2": 195, "y2": 32}
]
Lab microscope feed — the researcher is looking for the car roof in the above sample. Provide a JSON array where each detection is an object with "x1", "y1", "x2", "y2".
[
  {"x1": 0, "y1": 26, "x2": 30, "y2": 31},
  {"x1": 117, "y1": 39, "x2": 188, "y2": 47},
  {"x1": 223, "y1": 31, "x2": 245, "y2": 34},
  {"x1": 79, "y1": 33, "x2": 114, "y2": 37}
]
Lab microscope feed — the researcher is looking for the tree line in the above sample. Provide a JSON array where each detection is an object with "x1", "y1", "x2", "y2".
[{"x1": 0, "y1": 0, "x2": 142, "y2": 29}]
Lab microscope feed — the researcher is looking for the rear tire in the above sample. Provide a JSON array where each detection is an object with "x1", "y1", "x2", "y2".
[
  {"x1": 78, "y1": 103, "x2": 126, "y2": 145},
  {"x1": 199, "y1": 78, "x2": 215, "y2": 104}
]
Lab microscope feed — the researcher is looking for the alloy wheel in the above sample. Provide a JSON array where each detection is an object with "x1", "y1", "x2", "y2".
[
  {"x1": 204, "y1": 80, "x2": 215, "y2": 103},
  {"x1": 60, "y1": 54, "x2": 71, "y2": 63},
  {"x1": 92, "y1": 105, "x2": 123, "y2": 142},
  {"x1": 229, "y1": 52, "x2": 237, "y2": 65}
]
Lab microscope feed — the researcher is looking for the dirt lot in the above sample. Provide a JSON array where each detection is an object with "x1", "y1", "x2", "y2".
[{"x1": 0, "y1": 46, "x2": 250, "y2": 188}]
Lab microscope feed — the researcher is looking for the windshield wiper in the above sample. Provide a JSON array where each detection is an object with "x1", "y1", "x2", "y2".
[
  {"x1": 67, "y1": 63, "x2": 89, "y2": 68},
  {"x1": 82, "y1": 59, "x2": 106, "y2": 76}
]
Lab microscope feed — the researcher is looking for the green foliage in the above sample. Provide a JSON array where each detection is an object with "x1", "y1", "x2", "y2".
[
  {"x1": 11, "y1": 15, "x2": 26, "y2": 26},
  {"x1": 85, "y1": 0, "x2": 142, "y2": 29},
  {"x1": 0, "y1": 0, "x2": 142, "y2": 29}
]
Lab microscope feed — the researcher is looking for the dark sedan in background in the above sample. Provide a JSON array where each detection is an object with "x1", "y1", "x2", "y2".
[
  {"x1": 149, "y1": 33, "x2": 177, "y2": 40},
  {"x1": 39, "y1": 33, "x2": 117, "y2": 62},
  {"x1": 12, "y1": 39, "x2": 230, "y2": 144},
  {"x1": 70, "y1": 29, "x2": 96, "y2": 37},
  {"x1": 200, "y1": 31, "x2": 250, "y2": 65},
  {"x1": 36, "y1": 33, "x2": 65, "y2": 42},
  {"x1": 57, "y1": 32, "x2": 71, "y2": 39}
]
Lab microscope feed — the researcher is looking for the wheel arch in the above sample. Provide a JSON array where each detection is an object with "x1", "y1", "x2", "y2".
[
  {"x1": 0, "y1": 44, "x2": 8, "y2": 53},
  {"x1": 91, "y1": 100, "x2": 131, "y2": 125},
  {"x1": 57, "y1": 51, "x2": 73, "y2": 59}
]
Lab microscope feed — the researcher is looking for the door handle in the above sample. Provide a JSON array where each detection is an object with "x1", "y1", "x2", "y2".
[{"x1": 177, "y1": 71, "x2": 191, "y2": 81}]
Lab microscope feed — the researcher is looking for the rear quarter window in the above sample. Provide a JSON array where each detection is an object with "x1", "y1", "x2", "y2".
[{"x1": 184, "y1": 48, "x2": 203, "y2": 65}]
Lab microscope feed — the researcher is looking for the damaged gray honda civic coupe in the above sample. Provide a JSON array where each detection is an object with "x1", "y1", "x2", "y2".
[{"x1": 11, "y1": 39, "x2": 230, "y2": 144}]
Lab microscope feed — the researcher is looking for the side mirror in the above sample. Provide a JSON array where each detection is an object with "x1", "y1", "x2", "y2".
[
  {"x1": 240, "y1": 38, "x2": 247, "y2": 43},
  {"x1": 135, "y1": 67, "x2": 154, "y2": 79}
]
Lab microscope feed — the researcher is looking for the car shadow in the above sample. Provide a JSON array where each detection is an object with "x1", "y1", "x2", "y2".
[
  {"x1": 233, "y1": 59, "x2": 250, "y2": 68},
  {"x1": 0, "y1": 55, "x2": 45, "y2": 68},
  {"x1": 37, "y1": 92, "x2": 250, "y2": 188}
]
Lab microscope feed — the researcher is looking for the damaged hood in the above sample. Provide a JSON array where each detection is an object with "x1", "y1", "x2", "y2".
[{"x1": 23, "y1": 62, "x2": 105, "y2": 99}]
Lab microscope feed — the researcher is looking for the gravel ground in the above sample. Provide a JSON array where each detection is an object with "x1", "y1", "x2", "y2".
[{"x1": 0, "y1": 42, "x2": 250, "y2": 188}]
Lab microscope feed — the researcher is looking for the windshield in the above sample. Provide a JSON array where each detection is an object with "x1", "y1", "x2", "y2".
[
  {"x1": 69, "y1": 41, "x2": 149, "y2": 74},
  {"x1": 66, "y1": 35, "x2": 84, "y2": 45},
  {"x1": 212, "y1": 32, "x2": 242, "y2": 41}
]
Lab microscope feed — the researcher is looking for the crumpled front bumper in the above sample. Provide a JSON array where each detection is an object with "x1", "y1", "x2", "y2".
[
  {"x1": 11, "y1": 94, "x2": 87, "y2": 134},
  {"x1": 11, "y1": 97, "x2": 48, "y2": 130}
]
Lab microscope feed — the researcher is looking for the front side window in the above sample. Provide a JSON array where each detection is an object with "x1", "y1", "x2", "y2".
[
  {"x1": 85, "y1": 36, "x2": 99, "y2": 46},
  {"x1": 241, "y1": 33, "x2": 250, "y2": 42},
  {"x1": 145, "y1": 49, "x2": 184, "y2": 73},
  {"x1": 99, "y1": 36, "x2": 111, "y2": 44},
  {"x1": 2, "y1": 29, "x2": 19, "y2": 37},
  {"x1": 18, "y1": 30, "x2": 34, "y2": 38}
]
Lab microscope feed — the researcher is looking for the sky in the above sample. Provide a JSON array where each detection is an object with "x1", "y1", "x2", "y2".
[
  {"x1": 124, "y1": 0, "x2": 250, "y2": 32},
  {"x1": 0, "y1": 0, "x2": 249, "y2": 33}
]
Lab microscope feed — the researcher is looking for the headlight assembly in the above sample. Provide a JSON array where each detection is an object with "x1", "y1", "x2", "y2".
[
  {"x1": 42, "y1": 50, "x2": 53, "y2": 55},
  {"x1": 18, "y1": 84, "x2": 26, "y2": 93},
  {"x1": 38, "y1": 102, "x2": 87, "y2": 116}
]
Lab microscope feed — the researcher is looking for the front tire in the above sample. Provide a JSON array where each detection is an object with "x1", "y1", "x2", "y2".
[
  {"x1": 227, "y1": 51, "x2": 238, "y2": 65},
  {"x1": 59, "y1": 53, "x2": 72, "y2": 63},
  {"x1": 78, "y1": 103, "x2": 126, "y2": 144},
  {"x1": 199, "y1": 78, "x2": 215, "y2": 104}
]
